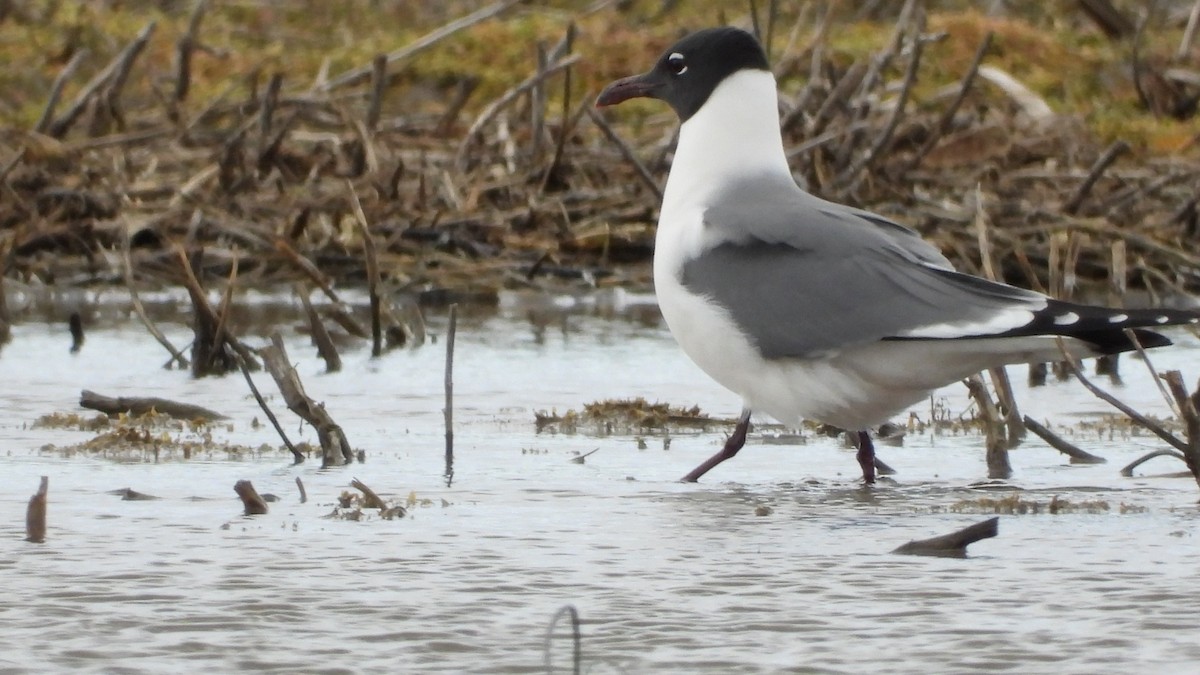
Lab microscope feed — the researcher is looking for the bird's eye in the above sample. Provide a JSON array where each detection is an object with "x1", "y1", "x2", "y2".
[{"x1": 667, "y1": 52, "x2": 687, "y2": 75}]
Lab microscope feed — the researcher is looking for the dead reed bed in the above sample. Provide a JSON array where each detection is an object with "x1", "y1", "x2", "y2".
[{"x1": 0, "y1": 0, "x2": 1196, "y2": 308}]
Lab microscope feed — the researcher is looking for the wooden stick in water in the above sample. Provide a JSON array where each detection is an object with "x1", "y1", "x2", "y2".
[
  {"x1": 893, "y1": 517, "x2": 999, "y2": 557},
  {"x1": 26, "y1": 477, "x2": 48, "y2": 543},
  {"x1": 444, "y1": 305, "x2": 458, "y2": 485},
  {"x1": 1022, "y1": 416, "x2": 1106, "y2": 464},
  {"x1": 234, "y1": 480, "x2": 268, "y2": 515},
  {"x1": 80, "y1": 389, "x2": 227, "y2": 421}
]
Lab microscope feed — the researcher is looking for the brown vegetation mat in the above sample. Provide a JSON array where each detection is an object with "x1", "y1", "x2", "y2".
[{"x1": 1, "y1": 1, "x2": 1198, "y2": 303}]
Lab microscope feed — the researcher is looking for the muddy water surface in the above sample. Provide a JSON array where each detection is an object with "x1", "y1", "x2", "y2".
[{"x1": 2, "y1": 289, "x2": 1199, "y2": 674}]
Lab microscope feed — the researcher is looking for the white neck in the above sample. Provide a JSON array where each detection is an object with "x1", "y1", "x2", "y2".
[{"x1": 661, "y1": 69, "x2": 790, "y2": 214}]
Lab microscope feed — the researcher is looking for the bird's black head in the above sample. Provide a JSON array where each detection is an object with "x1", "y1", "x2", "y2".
[{"x1": 595, "y1": 27, "x2": 770, "y2": 122}]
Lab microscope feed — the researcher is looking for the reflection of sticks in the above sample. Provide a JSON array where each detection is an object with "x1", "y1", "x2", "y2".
[
  {"x1": 892, "y1": 517, "x2": 998, "y2": 557},
  {"x1": 25, "y1": 477, "x2": 48, "y2": 543},
  {"x1": 236, "y1": 356, "x2": 303, "y2": 464},
  {"x1": 1120, "y1": 449, "x2": 1188, "y2": 477},
  {"x1": 80, "y1": 389, "x2": 227, "y2": 421},
  {"x1": 1022, "y1": 415, "x2": 1106, "y2": 464},
  {"x1": 296, "y1": 476, "x2": 307, "y2": 503},
  {"x1": 444, "y1": 305, "x2": 458, "y2": 485},
  {"x1": 542, "y1": 604, "x2": 582, "y2": 675}
]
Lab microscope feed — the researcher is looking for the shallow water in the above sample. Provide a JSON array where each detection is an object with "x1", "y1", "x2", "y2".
[{"x1": 2, "y1": 289, "x2": 1200, "y2": 674}]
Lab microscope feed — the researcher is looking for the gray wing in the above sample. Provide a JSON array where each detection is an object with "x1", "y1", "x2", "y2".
[
  {"x1": 706, "y1": 175, "x2": 955, "y2": 269},
  {"x1": 687, "y1": 178, "x2": 1045, "y2": 358},
  {"x1": 682, "y1": 240, "x2": 1045, "y2": 358}
]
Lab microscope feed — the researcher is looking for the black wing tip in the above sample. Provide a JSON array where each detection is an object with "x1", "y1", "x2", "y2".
[
  {"x1": 1088, "y1": 327, "x2": 1172, "y2": 355},
  {"x1": 1053, "y1": 306, "x2": 1197, "y2": 355}
]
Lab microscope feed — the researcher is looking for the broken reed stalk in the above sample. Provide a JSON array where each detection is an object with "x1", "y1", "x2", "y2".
[
  {"x1": 234, "y1": 479, "x2": 268, "y2": 515},
  {"x1": 531, "y1": 41, "x2": 548, "y2": 161},
  {"x1": 35, "y1": 49, "x2": 90, "y2": 134},
  {"x1": 1022, "y1": 415, "x2": 1107, "y2": 464},
  {"x1": 25, "y1": 476, "x2": 48, "y2": 543},
  {"x1": 907, "y1": 30, "x2": 993, "y2": 169},
  {"x1": 1160, "y1": 370, "x2": 1200, "y2": 489},
  {"x1": 457, "y1": 53, "x2": 581, "y2": 167},
  {"x1": 964, "y1": 374, "x2": 1012, "y2": 479},
  {"x1": 586, "y1": 106, "x2": 663, "y2": 201},
  {"x1": 1124, "y1": 328, "x2": 1180, "y2": 418},
  {"x1": 892, "y1": 517, "x2": 998, "y2": 558},
  {"x1": 68, "y1": 312, "x2": 84, "y2": 353},
  {"x1": 542, "y1": 604, "x2": 582, "y2": 675},
  {"x1": 48, "y1": 21, "x2": 157, "y2": 138},
  {"x1": 173, "y1": 0, "x2": 209, "y2": 102},
  {"x1": 973, "y1": 193, "x2": 1026, "y2": 445},
  {"x1": 259, "y1": 331, "x2": 353, "y2": 467},
  {"x1": 538, "y1": 64, "x2": 576, "y2": 195},
  {"x1": 295, "y1": 476, "x2": 307, "y2": 503},
  {"x1": 298, "y1": 289, "x2": 341, "y2": 372},
  {"x1": 444, "y1": 304, "x2": 457, "y2": 485},
  {"x1": 175, "y1": 247, "x2": 239, "y2": 376},
  {"x1": 836, "y1": 8, "x2": 924, "y2": 193},
  {"x1": 1097, "y1": 241, "x2": 1128, "y2": 377},
  {"x1": 347, "y1": 182, "x2": 384, "y2": 356},
  {"x1": 236, "y1": 355, "x2": 304, "y2": 464},
  {"x1": 1064, "y1": 139, "x2": 1131, "y2": 215},
  {"x1": 1182, "y1": 0, "x2": 1200, "y2": 60},
  {"x1": 0, "y1": 272, "x2": 10, "y2": 346},
  {"x1": 351, "y1": 478, "x2": 387, "y2": 509},
  {"x1": 989, "y1": 366, "x2": 1025, "y2": 445},
  {"x1": 274, "y1": 238, "x2": 369, "y2": 338},
  {"x1": 210, "y1": 253, "x2": 239, "y2": 365},
  {"x1": 80, "y1": 389, "x2": 227, "y2": 421},
  {"x1": 367, "y1": 54, "x2": 387, "y2": 131}
]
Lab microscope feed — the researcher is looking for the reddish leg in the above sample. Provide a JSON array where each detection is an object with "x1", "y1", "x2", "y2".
[
  {"x1": 855, "y1": 430, "x2": 876, "y2": 484},
  {"x1": 681, "y1": 409, "x2": 752, "y2": 482}
]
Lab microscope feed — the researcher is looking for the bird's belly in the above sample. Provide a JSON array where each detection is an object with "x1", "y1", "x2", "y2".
[{"x1": 654, "y1": 272, "x2": 934, "y2": 430}]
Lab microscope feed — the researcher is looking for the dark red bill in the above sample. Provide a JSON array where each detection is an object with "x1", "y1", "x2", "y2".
[{"x1": 595, "y1": 73, "x2": 659, "y2": 107}]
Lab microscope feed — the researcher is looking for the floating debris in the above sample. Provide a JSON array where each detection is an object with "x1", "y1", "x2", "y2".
[
  {"x1": 535, "y1": 397, "x2": 724, "y2": 434},
  {"x1": 948, "y1": 493, "x2": 1112, "y2": 515}
]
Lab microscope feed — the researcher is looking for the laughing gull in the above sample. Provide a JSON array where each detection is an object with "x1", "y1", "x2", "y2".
[{"x1": 596, "y1": 26, "x2": 1199, "y2": 483}]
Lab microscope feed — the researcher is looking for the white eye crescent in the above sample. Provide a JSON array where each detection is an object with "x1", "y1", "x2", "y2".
[{"x1": 667, "y1": 52, "x2": 687, "y2": 75}]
